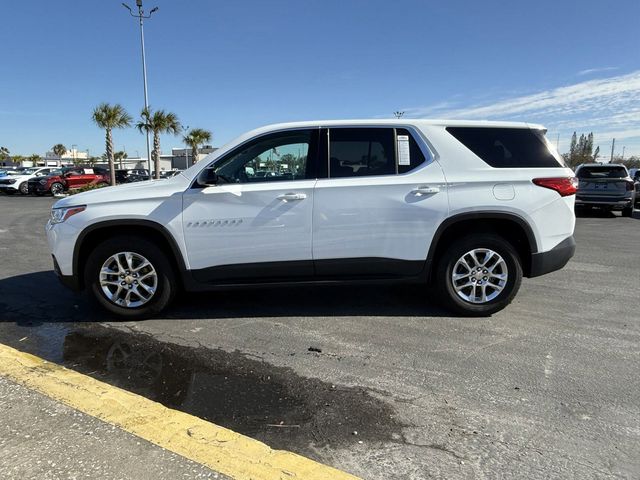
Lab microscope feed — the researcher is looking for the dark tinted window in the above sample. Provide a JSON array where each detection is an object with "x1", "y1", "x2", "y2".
[
  {"x1": 447, "y1": 127, "x2": 563, "y2": 168},
  {"x1": 397, "y1": 128, "x2": 427, "y2": 174},
  {"x1": 577, "y1": 165, "x2": 627, "y2": 179},
  {"x1": 329, "y1": 128, "x2": 395, "y2": 178}
]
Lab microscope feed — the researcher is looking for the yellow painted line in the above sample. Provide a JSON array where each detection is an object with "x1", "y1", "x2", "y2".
[{"x1": 0, "y1": 342, "x2": 360, "y2": 480}]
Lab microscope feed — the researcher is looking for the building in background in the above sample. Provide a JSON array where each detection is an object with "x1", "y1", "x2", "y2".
[
  {"x1": 169, "y1": 146, "x2": 217, "y2": 170},
  {"x1": 44, "y1": 147, "x2": 88, "y2": 167}
]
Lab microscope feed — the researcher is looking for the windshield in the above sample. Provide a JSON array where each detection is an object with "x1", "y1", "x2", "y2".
[{"x1": 577, "y1": 165, "x2": 627, "y2": 179}]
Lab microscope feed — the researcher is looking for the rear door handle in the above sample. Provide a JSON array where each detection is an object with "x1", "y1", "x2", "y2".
[
  {"x1": 412, "y1": 186, "x2": 440, "y2": 196},
  {"x1": 277, "y1": 192, "x2": 307, "y2": 202}
]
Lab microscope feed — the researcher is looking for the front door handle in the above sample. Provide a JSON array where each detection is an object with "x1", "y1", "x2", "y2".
[
  {"x1": 412, "y1": 186, "x2": 440, "y2": 196},
  {"x1": 277, "y1": 192, "x2": 307, "y2": 202}
]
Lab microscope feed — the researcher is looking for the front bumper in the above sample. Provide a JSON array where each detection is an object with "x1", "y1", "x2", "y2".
[
  {"x1": 529, "y1": 235, "x2": 576, "y2": 278},
  {"x1": 28, "y1": 182, "x2": 49, "y2": 194},
  {"x1": 0, "y1": 184, "x2": 19, "y2": 192},
  {"x1": 52, "y1": 254, "x2": 81, "y2": 291}
]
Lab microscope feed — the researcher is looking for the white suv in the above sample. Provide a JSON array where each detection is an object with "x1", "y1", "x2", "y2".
[
  {"x1": 0, "y1": 167, "x2": 60, "y2": 195},
  {"x1": 46, "y1": 120, "x2": 577, "y2": 318}
]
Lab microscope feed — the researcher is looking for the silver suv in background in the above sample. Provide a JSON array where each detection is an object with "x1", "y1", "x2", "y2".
[{"x1": 575, "y1": 163, "x2": 635, "y2": 217}]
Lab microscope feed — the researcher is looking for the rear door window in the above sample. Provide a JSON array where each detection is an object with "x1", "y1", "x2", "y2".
[
  {"x1": 327, "y1": 127, "x2": 427, "y2": 178},
  {"x1": 446, "y1": 127, "x2": 564, "y2": 168},
  {"x1": 396, "y1": 128, "x2": 427, "y2": 174},
  {"x1": 329, "y1": 128, "x2": 395, "y2": 178}
]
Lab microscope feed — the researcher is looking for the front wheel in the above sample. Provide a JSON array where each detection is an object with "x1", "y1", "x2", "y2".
[
  {"x1": 85, "y1": 236, "x2": 176, "y2": 319},
  {"x1": 19, "y1": 182, "x2": 29, "y2": 195},
  {"x1": 622, "y1": 206, "x2": 633, "y2": 217},
  {"x1": 435, "y1": 234, "x2": 523, "y2": 316},
  {"x1": 50, "y1": 182, "x2": 64, "y2": 196}
]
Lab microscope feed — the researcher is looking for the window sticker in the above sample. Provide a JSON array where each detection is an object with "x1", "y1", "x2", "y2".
[{"x1": 397, "y1": 135, "x2": 411, "y2": 166}]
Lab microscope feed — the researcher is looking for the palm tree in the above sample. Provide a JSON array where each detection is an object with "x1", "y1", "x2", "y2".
[
  {"x1": 183, "y1": 128, "x2": 212, "y2": 166},
  {"x1": 29, "y1": 154, "x2": 41, "y2": 167},
  {"x1": 91, "y1": 103, "x2": 132, "y2": 186},
  {"x1": 0, "y1": 146, "x2": 9, "y2": 166},
  {"x1": 136, "y1": 107, "x2": 181, "y2": 179},
  {"x1": 114, "y1": 151, "x2": 128, "y2": 169},
  {"x1": 52, "y1": 144, "x2": 66, "y2": 166}
]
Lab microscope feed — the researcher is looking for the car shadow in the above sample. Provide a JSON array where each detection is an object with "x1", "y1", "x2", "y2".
[{"x1": 0, "y1": 270, "x2": 452, "y2": 325}]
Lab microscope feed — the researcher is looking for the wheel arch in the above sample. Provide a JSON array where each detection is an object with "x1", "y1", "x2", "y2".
[
  {"x1": 73, "y1": 220, "x2": 187, "y2": 290},
  {"x1": 426, "y1": 211, "x2": 538, "y2": 280}
]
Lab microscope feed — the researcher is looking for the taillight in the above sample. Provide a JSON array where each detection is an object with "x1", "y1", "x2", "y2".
[
  {"x1": 626, "y1": 181, "x2": 634, "y2": 191},
  {"x1": 532, "y1": 177, "x2": 578, "y2": 197}
]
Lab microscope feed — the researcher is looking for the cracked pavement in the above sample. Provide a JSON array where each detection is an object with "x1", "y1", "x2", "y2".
[{"x1": 1, "y1": 196, "x2": 639, "y2": 479}]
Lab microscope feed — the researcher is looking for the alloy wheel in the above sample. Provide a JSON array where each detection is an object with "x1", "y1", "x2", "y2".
[
  {"x1": 451, "y1": 248, "x2": 508, "y2": 304},
  {"x1": 99, "y1": 252, "x2": 158, "y2": 308}
]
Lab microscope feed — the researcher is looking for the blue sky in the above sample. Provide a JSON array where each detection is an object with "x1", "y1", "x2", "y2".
[{"x1": 1, "y1": 0, "x2": 639, "y2": 158}]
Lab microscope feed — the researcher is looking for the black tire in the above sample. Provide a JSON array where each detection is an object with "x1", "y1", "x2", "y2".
[
  {"x1": 50, "y1": 182, "x2": 64, "y2": 196},
  {"x1": 622, "y1": 206, "x2": 633, "y2": 217},
  {"x1": 19, "y1": 182, "x2": 29, "y2": 195},
  {"x1": 84, "y1": 236, "x2": 176, "y2": 319},
  {"x1": 435, "y1": 233, "x2": 523, "y2": 317}
]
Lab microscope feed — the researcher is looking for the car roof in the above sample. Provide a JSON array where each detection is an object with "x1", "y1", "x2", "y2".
[
  {"x1": 579, "y1": 163, "x2": 627, "y2": 168},
  {"x1": 245, "y1": 118, "x2": 545, "y2": 133}
]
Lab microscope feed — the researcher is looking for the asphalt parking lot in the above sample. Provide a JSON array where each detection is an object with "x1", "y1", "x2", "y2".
[{"x1": 0, "y1": 195, "x2": 639, "y2": 479}]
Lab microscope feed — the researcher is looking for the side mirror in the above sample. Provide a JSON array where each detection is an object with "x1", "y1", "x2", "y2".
[{"x1": 196, "y1": 168, "x2": 218, "y2": 187}]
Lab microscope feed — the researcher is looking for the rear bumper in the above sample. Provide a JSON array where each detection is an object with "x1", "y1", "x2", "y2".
[
  {"x1": 575, "y1": 195, "x2": 633, "y2": 209},
  {"x1": 529, "y1": 235, "x2": 576, "y2": 278}
]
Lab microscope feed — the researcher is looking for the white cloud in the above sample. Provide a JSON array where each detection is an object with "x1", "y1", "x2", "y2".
[
  {"x1": 577, "y1": 66, "x2": 619, "y2": 76},
  {"x1": 402, "y1": 70, "x2": 640, "y2": 154}
]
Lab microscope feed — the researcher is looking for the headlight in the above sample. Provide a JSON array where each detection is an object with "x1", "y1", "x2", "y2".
[
  {"x1": 39, "y1": 179, "x2": 47, "y2": 185},
  {"x1": 6, "y1": 179, "x2": 16, "y2": 184},
  {"x1": 50, "y1": 205, "x2": 86, "y2": 224}
]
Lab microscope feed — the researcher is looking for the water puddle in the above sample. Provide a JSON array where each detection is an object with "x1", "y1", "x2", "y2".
[{"x1": 0, "y1": 323, "x2": 402, "y2": 456}]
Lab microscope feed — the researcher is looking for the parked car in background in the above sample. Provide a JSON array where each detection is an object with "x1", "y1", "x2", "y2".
[
  {"x1": 574, "y1": 163, "x2": 635, "y2": 216},
  {"x1": 0, "y1": 167, "x2": 61, "y2": 195},
  {"x1": 47, "y1": 119, "x2": 577, "y2": 319},
  {"x1": 632, "y1": 169, "x2": 640, "y2": 208},
  {"x1": 0, "y1": 169, "x2": 8, "y2": 177},
  {"x1": 28, "y1": 167, "x2": 109, "y2": 196},
  {"x1": 115, "y1": 169, "x2": 147, "y2": 184},
  {"x1": 159, "y1": 170, "x2": 181, "y2": 179},
  {"x1": 128, "y1": 169, "x2": 149, "y2": 178}
]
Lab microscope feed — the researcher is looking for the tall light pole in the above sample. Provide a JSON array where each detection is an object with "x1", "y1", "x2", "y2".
[
  {"x1": 183, "y1": 125, "x2": 190, "y2": 168},
  {"x1": 122, "y1": 0, "x2": 158, "y2": 179}
]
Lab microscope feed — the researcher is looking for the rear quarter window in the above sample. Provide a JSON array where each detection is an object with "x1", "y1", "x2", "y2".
[{"x1": 446, "y1": 127, "x2": 564, "y2": 168}]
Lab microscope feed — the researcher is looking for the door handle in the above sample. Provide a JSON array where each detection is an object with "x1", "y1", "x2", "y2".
[
  {"x1": 277, "y1": 192, "x2": 307, "y2": 202},
  {"x1": 412, "y1": 186, "x2": 440, "y2": 196}
]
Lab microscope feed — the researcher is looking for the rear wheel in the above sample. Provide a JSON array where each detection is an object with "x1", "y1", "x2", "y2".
[
  {"x1": 85, "y1": 236, "x2": 176, "y2": 319},
  {"x1": 50, "y1": 182, "x2": 64, "y2": 196},
  {"x1": 435, "y1": 234, "x2": 522, "y2": 316}
]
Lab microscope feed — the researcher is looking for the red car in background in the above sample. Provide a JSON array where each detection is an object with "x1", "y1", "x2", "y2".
[{"x1": 28, "y1": 167, "x2": 109, "y2": 195}]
